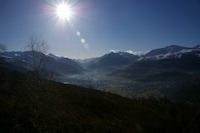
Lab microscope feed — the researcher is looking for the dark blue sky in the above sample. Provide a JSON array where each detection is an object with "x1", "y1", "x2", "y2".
[{"x1": 0, "y1": 0, "x2": 200, "y2": 58}]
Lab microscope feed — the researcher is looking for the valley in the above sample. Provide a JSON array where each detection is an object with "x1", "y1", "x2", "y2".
[{"x1": 2, "y1": 45, "x2": 200, "y2": 104}]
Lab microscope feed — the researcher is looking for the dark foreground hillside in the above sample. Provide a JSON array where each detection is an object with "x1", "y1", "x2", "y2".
[{"x1": 0, "y1": 66, "x2": 200, "y2": 133}]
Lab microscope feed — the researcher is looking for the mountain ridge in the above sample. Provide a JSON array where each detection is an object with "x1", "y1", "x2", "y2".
[{"x1": 1, "y1": 45, "x2": 200, "y2": 101}]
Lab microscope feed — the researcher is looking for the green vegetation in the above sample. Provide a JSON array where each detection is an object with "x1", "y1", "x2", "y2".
[{"x1": 0, "y1": 66, "x2": 200, "y2": 133}]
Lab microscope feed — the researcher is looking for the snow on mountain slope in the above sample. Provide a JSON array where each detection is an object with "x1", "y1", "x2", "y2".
[{"x1": 139, "y1": 45, "x2": 200, "y2": 61}]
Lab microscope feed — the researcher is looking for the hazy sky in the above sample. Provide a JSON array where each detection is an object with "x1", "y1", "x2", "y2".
[{"x1": 0, "y1": 0, "x2": 200, "y2": 59}]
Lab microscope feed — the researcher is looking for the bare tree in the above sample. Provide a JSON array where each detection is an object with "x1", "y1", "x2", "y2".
[
  {"x1": 26, "y1": 36, "x2": 49, "y2": 77},
  {"x1": 25, "y1": 37, "x2": 51, "y2": 130}
]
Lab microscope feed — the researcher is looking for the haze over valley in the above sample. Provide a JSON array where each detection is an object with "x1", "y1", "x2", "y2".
[
  {"x1": 1, "y1": 0, "x2": 200, "y2": 132},
  {"x1": 1, "y1": 44, "x2": 200, "y2": 104}
]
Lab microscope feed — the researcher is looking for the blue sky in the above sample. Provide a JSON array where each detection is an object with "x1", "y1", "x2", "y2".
[{"x1": 0, "y1": 0, "x2": 200, "y2": 59}]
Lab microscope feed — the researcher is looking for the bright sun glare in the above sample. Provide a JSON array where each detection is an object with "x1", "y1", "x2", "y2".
[{"x1": 56, "y1": 3, "x2": 73, "y2": 21}]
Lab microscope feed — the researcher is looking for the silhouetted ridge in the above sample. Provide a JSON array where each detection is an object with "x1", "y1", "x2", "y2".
[{"x1": 0, "y1": 65, "x2": 200, "y2": 132}]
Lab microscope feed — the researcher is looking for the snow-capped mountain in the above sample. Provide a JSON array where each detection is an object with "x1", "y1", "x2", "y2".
[
  {"x1": 2, "y1": 51, "x2": 83, "y2": 75},
  {"x1": 139, "y1": 45, "x2": 200, "y2": 61},
  {"x1": 83, "y1": 51, "x2": 139, "y2": 72},
  {"x1": 2, "y1": 45, "x2": 200, "y2": 76},
  {"x1": 145, "y1": 45, "x2": 189, "y2": 56}
]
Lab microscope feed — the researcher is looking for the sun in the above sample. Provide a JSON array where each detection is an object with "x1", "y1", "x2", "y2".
[{"x1": 55, "y1": 3, "x2": 73, "y2": 21}]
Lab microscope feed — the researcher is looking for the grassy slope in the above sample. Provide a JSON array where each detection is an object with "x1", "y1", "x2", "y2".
[{"x1": 0, "y1": 66, "x2": 200, "y2": 133}]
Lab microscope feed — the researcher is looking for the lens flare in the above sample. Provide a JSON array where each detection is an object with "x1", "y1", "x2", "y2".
[
  {"x1": 76, "y1": 31, "x2": 81, "y2": 36},
  {"x1": 81, "y1": 38, "x2": 85, "y2": 44}
]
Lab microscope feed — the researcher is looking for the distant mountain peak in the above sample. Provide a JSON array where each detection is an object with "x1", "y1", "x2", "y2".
[
  {"x1": 193, "y1": 44, "x2": 200, "y2": 49},
  {"x1": 166, "y1": 45, "x2": 184, "y2": 48},
  {"x1": 140, "y1": 45, "x2": 200, "y2": 61},
  {"x1": 145, "y1": 45, "x2": 189, "y2": 57},
  {"x1": 165, "y1": 45, "x2": 189, "y2": 51},
  {"x1": 104, "y1": 51, "x2": 139, "y2": 58}
]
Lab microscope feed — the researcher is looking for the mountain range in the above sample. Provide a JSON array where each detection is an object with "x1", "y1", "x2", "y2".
[
  {"x1": 1, "y1": 51, "x2": 83, "y2": 76},
  {"x1": 1, "y1": 45, "x2": 200, "y2": 103}
]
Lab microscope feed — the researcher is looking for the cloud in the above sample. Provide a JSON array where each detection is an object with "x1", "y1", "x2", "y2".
[
  {"x1": 126, "y1": 50, "x2": 134, "y2": 54},
  {"x1": 126, "y1": 50, "x2": 149, "y2": 55},
  {"x1": 109, "y1": 49, "x2": 149, "y2": 55}
]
